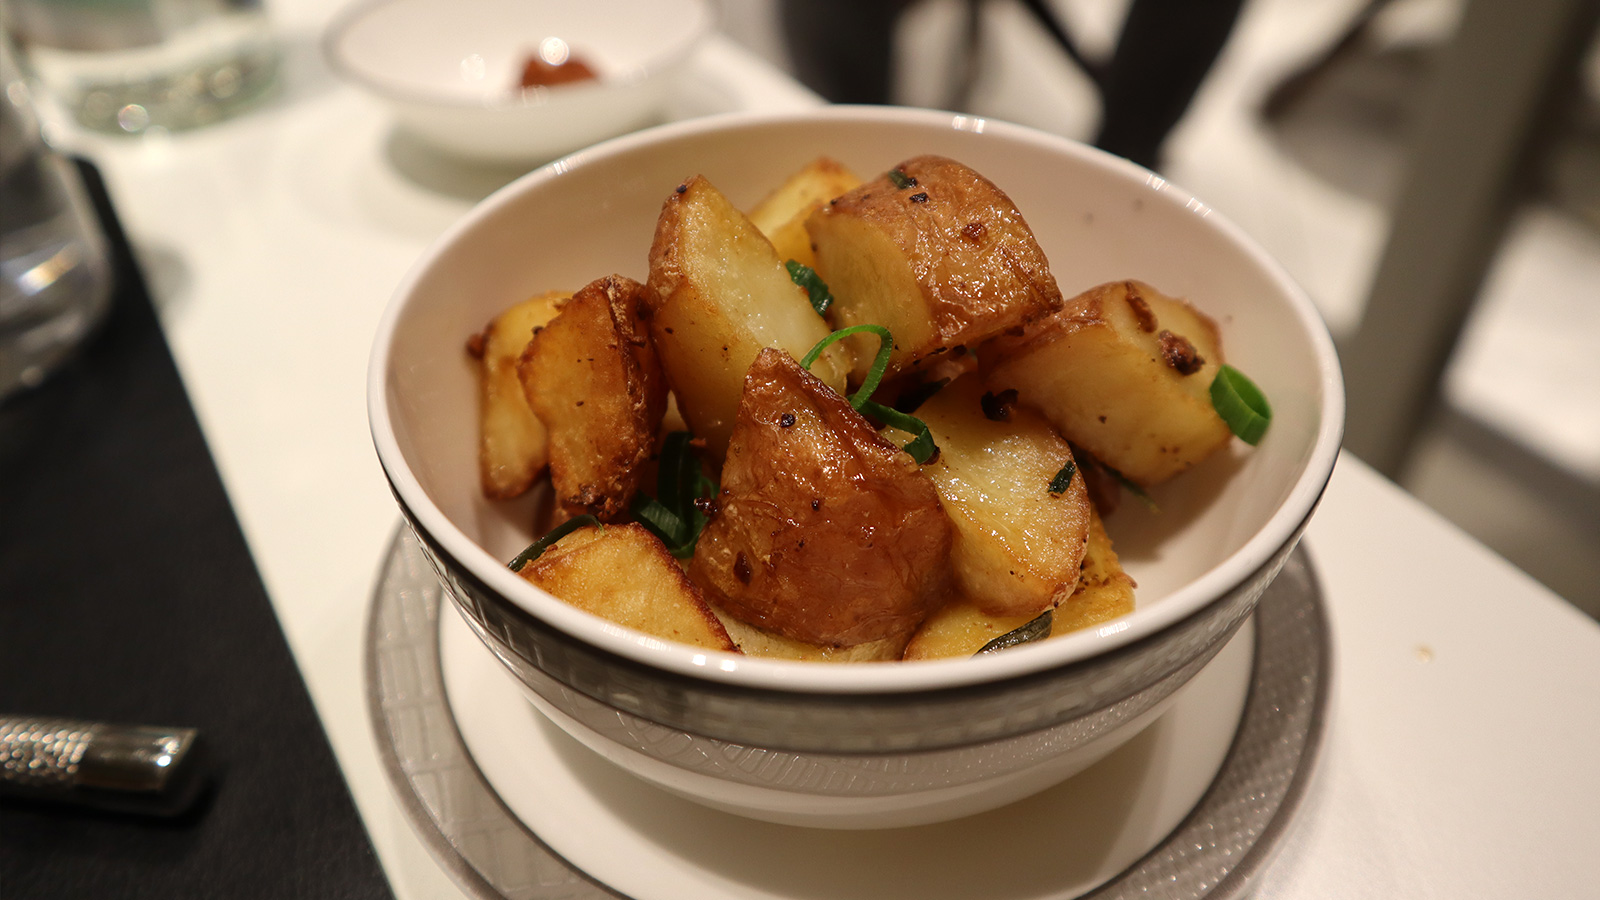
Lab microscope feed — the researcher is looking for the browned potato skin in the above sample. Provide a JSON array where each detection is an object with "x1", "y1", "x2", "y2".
[
  {"x1": 902, "y1": 504, "x2": 1134, "y2": 660},
  {"x1": 646, "y1": 175, "x2": 850, "y2": 458},
  {"x1": 805, "y1": 155, "x2": 1063, "y2": 381},
  {"x1": 470, "y1": 290, "x2": 568, "y2": 499},
  {"x1": 689, "y1": 348, "x2": 954, "y2": 647},
  {"x1": 712, "y1": 611, "x2": 909, "y2": 662},
  {"x1": 980, "y1": 280, "x2": 1231, "y2": 486},
  {"x1": 745, "y1": 157, "x2": 862, "y2": 269},
  {"x1": 518, "y1": 275, "x2": 667, "y2": 521},
  {"x1": 517, "y1": 523, "x2": 738, "y2": 652}
]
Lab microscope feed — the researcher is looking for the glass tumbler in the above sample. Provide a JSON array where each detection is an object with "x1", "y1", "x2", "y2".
[{"x1": 1, "y1": 37, "x2": 113, "y2": 402}]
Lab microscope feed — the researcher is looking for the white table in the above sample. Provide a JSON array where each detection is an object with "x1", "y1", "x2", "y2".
[{"x1": 44, "y1": 2, "x2": 1600, "y2": 896}]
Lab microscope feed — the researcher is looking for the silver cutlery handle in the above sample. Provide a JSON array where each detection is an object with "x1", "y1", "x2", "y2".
[{"x1": 0, "y1": 716, "x2": 206, "y2": 815}]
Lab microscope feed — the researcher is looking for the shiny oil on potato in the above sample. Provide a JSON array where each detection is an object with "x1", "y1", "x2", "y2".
[
  {"x1": 689, "y1": 348, "x2": 953, "y2": 648},
  {"x1": 980, "y1": 279, "x2": 1231, "y2": 486},
  {"x1": 805, "y1": 154, "x2": 1063, "y2": 382},
  {"x1": 908, "y1": 375, "x2": 1091, "y2": 619},
  {"x1": 645, "y1": 175, "x2": 850, "y2": 459}
]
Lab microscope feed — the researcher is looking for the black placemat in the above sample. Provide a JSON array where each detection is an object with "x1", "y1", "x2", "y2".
[{"x1": 0, "y1": 160, "x2": 394, "y2": 899}]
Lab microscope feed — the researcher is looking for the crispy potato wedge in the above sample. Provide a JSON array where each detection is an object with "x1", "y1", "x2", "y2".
[
  {"x1": 517, "y1": 523, "x2": 737, "y2": 652},
  {"x1": 518, "y1": 275, "x2": 667, "y2": 520},
  {"x1": 712, "y1": 610, "x2": 909, "y2": 662},
  {"x1": 689, "y1": 348, "x2": 953, "y2": 647},
  {"x1": 745, "y1": 157, "x2": 862, "y2": 269},
  {"x1": 645, "y1": 175, "x2": 850, "y2": 458},
  {"x1": 903, "y1": 504, "x2": 1134, "y2": 660},
  {"x1": 908, "y1": 375, "x2": 1091, "y2": 618},
  {"x1": 470, "y1": 290, "x2": 568, "y2": 499},
  {"x1": 805, "y1": 155, "x2": 1063, "y2": 382},
  {"x1": 979, "y1": 280, "x2": 1230, "y2": 486}
]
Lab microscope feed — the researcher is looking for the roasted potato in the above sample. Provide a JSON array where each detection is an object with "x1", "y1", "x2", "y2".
[
  {"x1": 646, "y1": 175, "x2": 850, "y2": 458},
  {"x1": 745, "y1": 157, "x2": 862, "y2": 269},
  {"x1": 907, "y1": 375, "x2": 1091, "y2": 618},
  {"x1": 805, "y1": 155, "x2": 1063, "y2": 382},
  {"x1": 980, "y1": 280, "x2": 1231, "y2": 486},
  {"x1": 903, "y1": 503, "x2": 1134, "y2": 660},
  {"x1": 469, "y1": 290, "x2": 568, "y2": 498},
  {"x1": 713, "y1": 612, "x2": 909, "y2": 662},
  {"x1": 516, "y1": 523, "x2": 737, "y2": 652},
  {"x1": 518, "y1": 275, "x2": 667, "y2": 521},
  {"x1": 689, "y1": 348, "x2": 953, "y2": 647}
]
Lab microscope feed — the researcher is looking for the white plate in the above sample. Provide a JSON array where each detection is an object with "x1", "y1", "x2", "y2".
[
  {"x1": 441, "y1": 601, "x2": 1252, "y2": 900},
  {"x1": 368, "y1": 527, "x2": 1331, "y2": 900}
]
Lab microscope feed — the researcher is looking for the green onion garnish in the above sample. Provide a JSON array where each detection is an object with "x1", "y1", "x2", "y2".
[
  {"x1": 785, "y1": 260, "x2": 833, "y2": 317},
  {"x1": 1210, "y1": 364, "x2": 1272, "y2": 445},
  {"x1": 887, "y1": 168, "x2": 915, "y2": 189},
  {"x1": 801, "y1": 325, "x2": 939, "y2": 464},
  {"x1": 976, "y1": 610, "x2": 1053, "y2": 654},
  {"x1": 509, "y1": 515, "x2": 600, "y2": 571},
  {"x1": 1048, "y1": 461, "x2": 1077, "y2": 495},
  {"x1": 859, "y1": 399, "x2": 939, "y2": 464},
  {"x1": 1112, "y1": 467, "x2": 1159, "y2": 513},
  {"x1": 631, "y1": 431, "x2": 716, "y2": 558}
]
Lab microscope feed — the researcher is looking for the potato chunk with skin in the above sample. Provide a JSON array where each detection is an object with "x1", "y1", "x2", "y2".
[
  {"x1": 903, "y1": 504, "x2": 1134, "y2": 660},
  {"x1": 980, "y1": 280, "x2": 1231, "y2": 486},
  {"x1": 646, "y1": 175, "x2": 850, "y2": 459},
  {"x1": 908, "y1": 375, "x2": 1090, "y2": 618},
  {"x1": 745, "y1": 157, "x2": 862, "y2": 269},
  {"x1": 713, "y1": 612, "x2": 909, "y2": 662},
  {"x1": 805, "y1": 155, "x2": 1063, "y2": 382},
  {"x1": 470, "y1": 290, "x2": 568, "y2": 499},
  {"x1": 517, "y1": 523, "x2": 737, "y2": 652},
  {"x1": 689, "y1": 348, "x2": 953, "y2": 647},
  {"x1": 518, "y1": 275, "x2": 666, "y2": 521}
]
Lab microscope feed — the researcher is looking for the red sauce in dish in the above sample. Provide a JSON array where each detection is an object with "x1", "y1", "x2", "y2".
[{"x1": 519, "y1": 54, "x2": 598, "y2": 89}]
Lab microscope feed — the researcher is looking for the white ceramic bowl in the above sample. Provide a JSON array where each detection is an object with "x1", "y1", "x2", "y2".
[
  {"x1": 324, "y1": 0, "x2": 711, "y2": 163},
  {"x1": 368, "y1": 107, "x2": 1344, "y2": 828}
]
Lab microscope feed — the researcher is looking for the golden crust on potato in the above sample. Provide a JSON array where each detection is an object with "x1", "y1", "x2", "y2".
[
  {"x1": 689, "y1": 348, "x2": 954, "y2": 647},
  {"x1": 980, "y1": 280, "x2": 1231, "y2": 486},
  {"x1": 518, "y1": 275, "x2": 667, "y2": 521},
  {"x1": 470, "y1": 290, "x2": 568, "y2": 499},
  {"x1": 806, "y1": 155, "x2": 1063, "y2": 381},
  {"x1": 517, "y1": 523, "x2": 738, "y2": 652},
  {"x1": 902, "y1": 504, "x2": 1134, "y2": 660},
  {"x1": 645, "y1": 174, "x2": 850, "y2": 459},
  {"x1": 712, "y1": 610, "x2": 909, "y2": 662}
]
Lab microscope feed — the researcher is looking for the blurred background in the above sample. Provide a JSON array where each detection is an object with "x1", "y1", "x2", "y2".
[{"x1": 715, "y1": 0, "x2": 1600, "y2": 618}]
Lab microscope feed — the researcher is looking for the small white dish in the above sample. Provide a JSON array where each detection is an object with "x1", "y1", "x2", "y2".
[
  {"x1": 441, "y1": 608, "x2": 1256, "y2": 900},
  {"x1": 323, "y1": 0, "x2": 711, "y2": 163}
]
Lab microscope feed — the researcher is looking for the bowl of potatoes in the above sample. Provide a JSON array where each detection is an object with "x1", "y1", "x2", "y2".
[{"x1": 368, "y1": 106, "x2": 1343, "y2": 829}]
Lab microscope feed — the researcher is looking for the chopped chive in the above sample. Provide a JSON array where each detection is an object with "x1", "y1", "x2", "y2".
[
  {"x1": 976, "y1": 610, "x2": 1053, "y2": 654},
  {"x1": 509, "y1": 515, "x2": 600, "y2": 571},
  {"x1": 631, "y1": 431, "x2": 716, "y2": 558},
  {"x1": 887, "y1": 168, "x2": 915, "y2": 189},
  {"x1": 1210, "y1": 364, "x2": 1272, "y2": 445},
  {"x1": 785, "y1": 260, "x2": 833, "y2": 316},
  {"x1": 802, "y1": 325, "x2": 941, "y2": 464},
  {"x1": 859, "y1": 399, "x2": 938, "y2": 464},
  {"x1": 1111, "y1": 467, "x2": 1159, "y2": 513},
  {"x1": 1048, "y1": 461, "x2": 1077, "y2": 495}
]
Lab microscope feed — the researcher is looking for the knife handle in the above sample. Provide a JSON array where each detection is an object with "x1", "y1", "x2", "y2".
[{"x1": 0, "y1": 716, "x2": 209, "y2": 816}]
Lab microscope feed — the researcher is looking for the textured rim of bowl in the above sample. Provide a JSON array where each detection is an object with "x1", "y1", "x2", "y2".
[
  {"x1": 368, "y1": 105, "x2": 1345, "y2": 697},
  {"x1": 322, "y1": 0, "x2": 713, "y2": 109}
]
